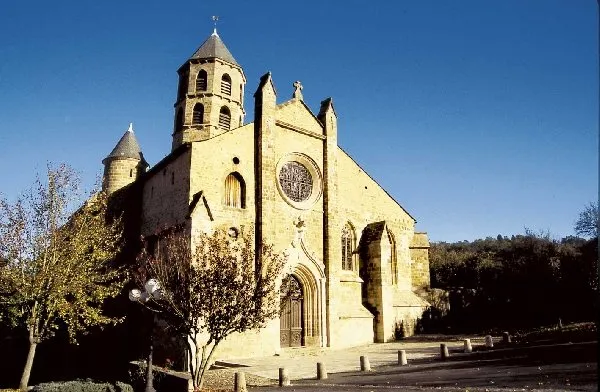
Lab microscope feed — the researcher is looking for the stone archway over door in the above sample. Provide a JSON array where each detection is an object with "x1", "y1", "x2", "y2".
[{"x1": 280, "y1": 275, "x2": 304, "y2": 347}]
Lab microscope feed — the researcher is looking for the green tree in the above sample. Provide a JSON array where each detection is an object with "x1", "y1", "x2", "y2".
[
  {"x1": 0, "y1": 164, "x2": 125, "y2": 390},
  {"x1": 575, "y1": 202, "x2": 599, "y2": 238},
  {"x1": 133, "y1": 228, "x2": 285, "y2": 391}
]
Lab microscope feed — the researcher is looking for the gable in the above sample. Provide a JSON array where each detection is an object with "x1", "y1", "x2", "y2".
[
  {"x1": 276, "y1": 99, "x2": 324, "y2": 136},
  {"x1": 187, "y1": 190, "x2": 214, "y2": 222}
]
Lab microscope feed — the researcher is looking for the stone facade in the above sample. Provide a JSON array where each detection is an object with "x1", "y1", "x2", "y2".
[{"x1": 102, "y1": 30, "x2": 431, "y2": 361}]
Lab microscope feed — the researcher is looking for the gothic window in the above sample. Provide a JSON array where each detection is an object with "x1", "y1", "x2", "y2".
[
  {"x1": 177, "y1": 72, "x2": 188, "y2": 101},
  {"x1": 196, "y1": 69, "x2": 207, "y2": 92},
  {"x1": 388, "y1": 229, "x2": 398, "y2": 285},
  {"x1": 193, "y1": 103, "x2": 204, "y2": 125},
  {"x1": 224, "y1": 172, "x2": 245, "y2": 208},
  {"x1": 219, "y1": 106, "x2": 231, "y2": 129},
  {"x1": 221, "y1": 74, "x2": 232, "y2": 95},
  {"x1": 341, "y1": 223, "x2": 355, "y2": 271},
  {"x1": 175, "y1": 108, "x2": 184, "y2": 133}
]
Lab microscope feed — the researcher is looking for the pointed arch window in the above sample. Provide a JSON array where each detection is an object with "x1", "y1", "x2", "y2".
[
  {"x1": 388, "y1": 229, "x2": 398, "y2": 285},
  {"x1": 219, "y1": 106, "x2": 231, "y2": 129},
  {"x1": 342, "y1": 223, "x2": 355, "y2": 271},
  {"x1": 193, "y1": 103, "x2": 204, "y2": 125},
  {"x1": 175, "y1": 108, "x2": 184, "y2": 133},
  {"x1": 221, "y1": 74, "x2": 232, "y2": 95},
  {"x1": 196, "y1": 69, "x2": 207, "y2": 92},
  {"x1": 224, "y1": 172, "x2": 245, "y2": 208}
]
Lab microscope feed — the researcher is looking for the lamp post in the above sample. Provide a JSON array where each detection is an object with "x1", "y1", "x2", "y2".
[{"x1": 129, "y1": 279, "x2": 161, "y2": 392}]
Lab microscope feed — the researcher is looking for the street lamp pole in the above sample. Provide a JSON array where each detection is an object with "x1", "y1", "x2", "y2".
[{"x1": 129, "y1": 279, "x2": 162, "y2": 392}]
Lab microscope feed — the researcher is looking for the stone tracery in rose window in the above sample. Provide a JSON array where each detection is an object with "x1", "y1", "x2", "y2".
[{"x1": 278, "y1": 161, "x2": 313, "y2": 202}]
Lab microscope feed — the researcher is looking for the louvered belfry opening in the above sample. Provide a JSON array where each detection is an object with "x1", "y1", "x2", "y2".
[
  {"x1": 221, "y1": 74, "x2": 232, "y2": 95},
  {"x1": 193, "y1": 103, "x2": 204, "y2": 125},
  {"x1": 219, "y1": 106, "x2": 231, "y2": 129},
  {"x1": 196, "y1": 69, "x2": 207, "y2": 92},
  {"x1": 224, "y1": 172, "x2": 245, "y2": 208}
]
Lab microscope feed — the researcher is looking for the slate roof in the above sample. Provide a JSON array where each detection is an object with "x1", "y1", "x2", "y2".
[
  {"x1": 190, "y1": 30, "x2": 238, "y2": 65},
  {"x1": 103, "y1": 124, "x2": 146, "y2": 162}
]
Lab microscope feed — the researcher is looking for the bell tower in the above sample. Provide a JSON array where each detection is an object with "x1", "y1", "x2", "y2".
[{"x1": 171, "y1": 29, "x2": 246, "y2": 151}]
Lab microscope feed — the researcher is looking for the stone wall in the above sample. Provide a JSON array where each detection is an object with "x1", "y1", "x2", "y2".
[
  {"x1": 141, "y1": 148, "x2": 192, "y2": 236},
  {"x1": 102, "y1": 157, "x2": 141, "y2": 195},
  {"x1": 410, "y1": 232, "x2": 431, "y2": 290}
]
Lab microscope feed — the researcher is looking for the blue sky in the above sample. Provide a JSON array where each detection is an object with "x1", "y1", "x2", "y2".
[{"x1": 0, "y1": 1, "x2": 597, "y2": 242}]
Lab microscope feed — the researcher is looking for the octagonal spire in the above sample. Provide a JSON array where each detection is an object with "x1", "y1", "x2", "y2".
[{"x1": 190, "y1": 30, "x2": 238, "y2": 65}]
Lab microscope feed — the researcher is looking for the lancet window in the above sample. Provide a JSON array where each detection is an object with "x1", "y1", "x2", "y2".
[{"x1": 341, "y1": 223, "x2": 355, "y2": 271}]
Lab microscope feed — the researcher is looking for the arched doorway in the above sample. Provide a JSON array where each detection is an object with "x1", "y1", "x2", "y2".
[{"x1": 280, "y1": 275, "x2": 304, "y2": 347}]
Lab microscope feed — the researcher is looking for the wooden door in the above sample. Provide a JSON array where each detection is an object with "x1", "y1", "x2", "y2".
[{"x1": 280, "y1": 275, "x2": 304, "y2": 347}]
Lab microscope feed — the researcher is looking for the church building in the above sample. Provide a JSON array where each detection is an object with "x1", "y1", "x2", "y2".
[{"x1": 101, "y1": 29, "x2": 431, "y2": 359}]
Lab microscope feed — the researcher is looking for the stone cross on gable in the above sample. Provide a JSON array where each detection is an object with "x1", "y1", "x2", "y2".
[{"x1": 293, "y1": 81, "x2": 303, "y2": 100}]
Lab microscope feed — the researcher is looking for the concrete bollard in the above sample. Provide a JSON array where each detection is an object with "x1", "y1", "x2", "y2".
[
  {"x1": 440, "y1": 343, "x2": 449, "y2": 360},
  {"x1": 484, "y1": 335, "x2": 494, "y2": 349},
  {"x1": 234, "y1": 372, "x2": 247, "y2": 392},
  {"x1": 463, "y1": 338, "x2": 472, "y2": 353},
  {"x1": 398, "y1": 350, "x2": 407, "y2": 365},
  {"x1": 279, "y1": 367, "x2": 290, "y2": 387},
  {"x1": 360, "y1": 355, "x2": 371, "y2": 371},
  {"x1": 502, "y1": 331, "x2": 511, "y2": 345},
  {"x1": 317, "y1": 362, "x2": 327, "y2": 380}
]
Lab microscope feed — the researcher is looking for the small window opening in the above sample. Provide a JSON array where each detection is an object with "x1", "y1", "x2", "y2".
[{"x1": 171, "y1": 172, "x2": 174, "y2": 185}]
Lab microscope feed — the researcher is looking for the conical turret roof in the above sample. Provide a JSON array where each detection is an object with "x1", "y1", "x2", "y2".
[
  {"x1": 103, "y1": 123, "x2": 146, "y2": 162},
  {"x1": 190, "y1": 30, "x2": 238, "y2": 65}
]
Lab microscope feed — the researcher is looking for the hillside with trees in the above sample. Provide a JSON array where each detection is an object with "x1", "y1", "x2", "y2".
[{"x1": 428, "y1": 204, "x2": 598, "y2": 333}]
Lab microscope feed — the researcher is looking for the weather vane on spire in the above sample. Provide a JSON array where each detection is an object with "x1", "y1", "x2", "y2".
[{"x1": 212, "y1": 15, "x2": 219, "y2": 35}]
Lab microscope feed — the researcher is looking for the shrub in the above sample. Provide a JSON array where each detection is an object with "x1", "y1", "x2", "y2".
[{"x1": 32, "y1": 380, "x2": 133, "y2": 392}]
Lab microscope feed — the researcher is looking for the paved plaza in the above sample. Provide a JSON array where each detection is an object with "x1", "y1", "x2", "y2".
[{"x1": 213, "y1": 337, "x2": 597, "y2": 391}]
